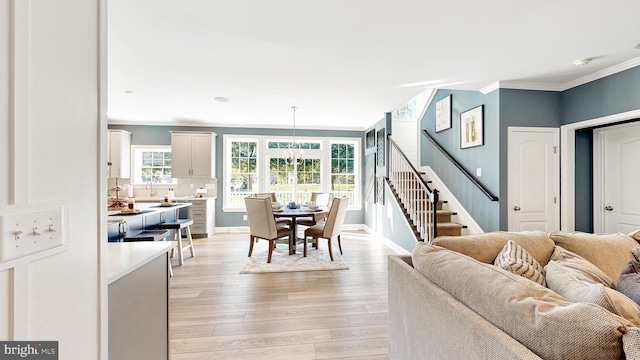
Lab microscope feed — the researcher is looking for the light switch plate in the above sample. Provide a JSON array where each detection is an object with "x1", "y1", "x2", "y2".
[
  {"x1": 0, "y1": 201, "x2": 68, "y2": 263},
  {"x1": 476, "y1": 168, "x2": 482, "y2": 177}
]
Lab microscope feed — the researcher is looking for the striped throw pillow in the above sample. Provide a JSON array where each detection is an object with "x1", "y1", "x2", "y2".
[{"x1": 494, "y1": 240, "x2": 546, "y2": 286}]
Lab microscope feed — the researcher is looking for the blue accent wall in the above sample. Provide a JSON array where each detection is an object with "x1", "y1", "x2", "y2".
[
  {"x1": 561, "y1": 66, "x2": 640, "y2": 125},
  {"x1": 574, "y1": 128, "x2": 593, "y2": 232},
  {"x1": 108, "y1": 124, "x2": 364, "y2": 227},
  {"x1": 421, "y1": 89, "x2": 501, "y2": 231},
  {"x1": 420, "y1": 88, "x2": 561, "y2": 231},
  {"x1": 498, "y1": 89, "x2": 561, "y2": 228}
]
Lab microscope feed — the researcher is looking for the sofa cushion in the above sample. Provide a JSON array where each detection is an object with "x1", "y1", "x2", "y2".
[
  {"x1": 432, "y1": 230, "x2": 555, "y2": 266},
  {"x1": 545, "y1": 260, "x2": 640, "y2": 326},
  {"x1": 412, "y1": 242, "x2": 637, "y2": 360},
  {"x1": 494, "y1": 240, "x2": 545, "y2": 286},
  {"x1": 549, "y1": 231, "x2": 638, "y2": 287},
  {"x1": 633, "y1": 247, "x2": 640, "y2": 262},
  {"x1": 549, "y1": 245, "x2": 614, "y2": 288},
  {"x1": 618, "y1": 257, "x2": 640, "y2": 307},
  {"x1": 629, "y1": 230, "x2": 640, "y2": 244}
]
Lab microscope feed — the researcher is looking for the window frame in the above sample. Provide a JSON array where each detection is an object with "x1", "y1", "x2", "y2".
[
  {"x1": 222, "y1": 135, "x2": 361, "y2": 212},
  {"x1": 130, "y1": 145, "x2": 177, "y2": 186}
]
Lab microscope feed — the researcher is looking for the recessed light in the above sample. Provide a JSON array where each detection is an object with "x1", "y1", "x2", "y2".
[
  {"x1": 124, "y1": 90, "x2": 135, "y2": 94},
  {"x1": 573, "y1": 58, "x2": 592, "y2": 67},
  {"x1": 214, "y1": 97, "x2": 229, "y2": 103}
]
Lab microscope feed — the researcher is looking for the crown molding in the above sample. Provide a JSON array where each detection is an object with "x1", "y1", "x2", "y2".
[
  {"x1": 479, "y1": 56, "x2": 640, "y2": 94},
  {"x1": 560, "y1": 56, "x2": 640, "y2": 91}
]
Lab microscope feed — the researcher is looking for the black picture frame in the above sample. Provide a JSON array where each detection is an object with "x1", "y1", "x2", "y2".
[
  {"x1": 460, "y1": 105, "x2": 484, "y2": 149},
  {"x1": 435, "y1": 95, "x2": 452, "y2": 132},
  {"x1": 376, "y1": 129, "x2": 385, "y2": 166},
  {"x1": 366, "y1": 129, "x2": 376, "y2": 149}
]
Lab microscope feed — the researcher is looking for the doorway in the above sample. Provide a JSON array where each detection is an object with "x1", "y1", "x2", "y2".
[
  {"x1": 508, "y1": 127, "x2": 559, "y2": 231},
  {"x1": 593, "y1": 122, "x2": 640, "y2": 233}
]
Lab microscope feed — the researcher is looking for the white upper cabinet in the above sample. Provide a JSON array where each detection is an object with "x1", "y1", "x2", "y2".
[
  {"x1": 108, "y1": 130, "x2": 132, "y2": 178},
  {"x1": 171, "y1": 131, "x2": 216, "y2": 178}
]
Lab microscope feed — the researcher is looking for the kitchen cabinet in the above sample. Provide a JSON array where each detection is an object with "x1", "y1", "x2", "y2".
[
  {"x1": 177, "y1": 197, "x2": 215, "y2": 237},
  {"x1": 108, "y1": 129, "x2": 131, "y2": 178},
  {"x1": 171, "y1": 131, "x2": 216, "y2": 178},
  {"x1": 108, "y1": 242, "x2": 172, "y2": 360}
]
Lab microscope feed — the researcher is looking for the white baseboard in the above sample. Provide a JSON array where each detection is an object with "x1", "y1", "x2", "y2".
[
  {"x1": 420, "y1": 166, "x2": 484, "y2": 234},
  {"x1": 378, "y1": 234, "x2": 412, "y2": 255}
]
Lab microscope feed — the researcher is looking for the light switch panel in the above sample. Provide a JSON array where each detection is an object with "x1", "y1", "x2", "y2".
[
  {"x1": 0, "y1": 201, "x2": 67, "y2": 263},
  {"x1": 476, "y1": 168, "x2": 482, "y2": 177}
]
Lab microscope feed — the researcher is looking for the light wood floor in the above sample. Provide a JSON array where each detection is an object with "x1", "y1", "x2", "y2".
[{"x1": 168, "y1": 230, "x2": 397, "y2": 360}]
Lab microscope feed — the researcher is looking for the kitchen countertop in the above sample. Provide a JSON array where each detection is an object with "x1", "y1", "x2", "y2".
[
  {"x1": 107, "y1": 241, "x2": 174, "y2": 284},
  {"x1": 134, "y1": 196, "x2": 216, "y2": 202},
  {"x1": 107, "y1": 202, "x2": 191, "y2": 222}
]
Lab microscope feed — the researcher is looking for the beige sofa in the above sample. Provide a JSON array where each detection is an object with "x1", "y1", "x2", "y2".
[{"x1": 388, "y1": 231, "x2": 640, "y2": 360}]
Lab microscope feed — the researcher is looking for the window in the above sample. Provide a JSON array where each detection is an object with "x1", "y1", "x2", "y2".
[
  {"x1": 223, "y1": 135, "x2": 360, "y2": 211},
  {"x1": 227, "y1": 138, "x2": 259, "y2": 207},
  {"x1": 330, "y1": 141, "x2": 358, "y2": 205},
  {"x1": 131, "y1": 146, "x2": 177, "y2": 185}
]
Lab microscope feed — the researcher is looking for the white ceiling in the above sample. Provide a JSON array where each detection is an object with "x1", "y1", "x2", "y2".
[{"x1": 107, "y1": 0, "x2": 640, "y2": 131}]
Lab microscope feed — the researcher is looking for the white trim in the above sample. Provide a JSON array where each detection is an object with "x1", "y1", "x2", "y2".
[
  {"x1": 507, "y1": 127, "x2": 559, "y2": 231},
  {"x1": 379, "y1": 235, "x2": 412, "y2": 255},
  {"x1": 11, "y1": 0, "x2": 29, "y2": 205},
  {"x1": 480, "y1": 57, "x2": 640, "y2": 94},
  {"x1": 108, "y1": 118, "x2": 367, "y2": 131},
  {"x1": 561, "y1": 57, "x2": 640, "y2": 91},
  {"x1": 560, "y1": 108, "x2": 640, "y2": 231},
  {"x1": 593, "y1": 129, "x2": 605, "y2": 233},
  {"x1": 421, "y1": 166, "x2": 484, "y2": 234}
]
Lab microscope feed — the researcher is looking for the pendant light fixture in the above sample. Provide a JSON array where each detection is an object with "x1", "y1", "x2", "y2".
[{"x1": 285, "y1": 106, "x2": 304, "y2": 164}]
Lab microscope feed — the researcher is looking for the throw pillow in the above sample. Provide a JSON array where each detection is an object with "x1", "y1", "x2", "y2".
[
  {"x1": 494, "y1": 240, "x2": 546, "y2": 286},
  {"x1": 546, "y1": 260, "x2": 640, "y2": 326},
  {"x1": 549, "y1": 245, "x2": 614, "y2": 288},
  {"x1": 618, "y1": 258, "x2": 640, "y2": 306},
  {"x1": 549, "y1": 231, "x2": 639, "y2": 287},
  {"x1": 629, "y1": 230, "x2": 640, "y2": 244}
]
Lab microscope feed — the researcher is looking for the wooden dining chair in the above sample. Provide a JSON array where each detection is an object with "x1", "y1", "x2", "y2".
[
  {"x1": 244, "y1": 197, "x2": 294, "y2": 263},
  {"x1": 303, "y1": 197, "x2": 349, "y2": 260}
]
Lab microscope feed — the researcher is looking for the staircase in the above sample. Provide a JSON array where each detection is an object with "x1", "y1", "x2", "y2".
[{"x1": 387, "y1": 136, "x2": 465, "y2": 242}]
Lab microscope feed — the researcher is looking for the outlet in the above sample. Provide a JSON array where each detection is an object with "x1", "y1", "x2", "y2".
[
  {"x1": 243, "y1": 215, "x2": 247, "y2": 221},
  {"x1": 476, "y1": 168, "x2": 482, "y2": 177},
  {"x1": 0, "y1": 202, "x2": 66, "y2": 263},
  {"x1": 189, "y1": 184, "x2": 194, "y2": 190}
]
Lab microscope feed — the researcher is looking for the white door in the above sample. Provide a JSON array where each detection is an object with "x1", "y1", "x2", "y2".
[
  {"x1": 508, "y1": 127, "x2": 559, "y2": 231},
  {"x1": 594, "y1": 122, "x2": 640, "y2": 233}
]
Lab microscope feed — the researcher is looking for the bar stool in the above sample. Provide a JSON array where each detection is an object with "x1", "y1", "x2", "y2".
[
  {"x1": 158, "y1": 219, "x2": 196, "y2": 266},
  {"x1": 123, "y1": 229, "x2": 175, "y2": 276}
]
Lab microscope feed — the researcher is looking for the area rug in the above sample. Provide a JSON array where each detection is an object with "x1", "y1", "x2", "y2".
[{"x1": 239, "y1": 241, "x2": 349, "y2": 274}]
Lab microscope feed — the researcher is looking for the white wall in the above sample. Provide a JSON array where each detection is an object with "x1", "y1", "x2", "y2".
[{"x1": 0, "y1": 0, "x2": 102, "y2": 358}]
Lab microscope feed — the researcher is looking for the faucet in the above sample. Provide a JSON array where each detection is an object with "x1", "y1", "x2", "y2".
[{"x1": 146, "y1": 181, "x2": 156, "y2": 197}]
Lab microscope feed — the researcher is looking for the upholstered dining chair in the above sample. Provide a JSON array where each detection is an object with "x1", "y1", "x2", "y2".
[
  {"x1": 303, "y1": 197, "x2": 349, "y2": 260},
  {"x1": 297, "y1": 192, "x2": 334, "y2": 227},
  {"x1": 244, "y1": 197, "x2": 294, "y2": 263},
  {"x1": 254, "y1": 192, "x2": 291, "y2": 225}
]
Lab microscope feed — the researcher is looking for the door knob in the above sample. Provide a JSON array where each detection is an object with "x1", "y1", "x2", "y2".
[
  {"x1": 605, "y1": 206, "x2": 613, "y2": 211},
  {"x1": 513, "y1": 206, "x2": 521, "y2": 211}
]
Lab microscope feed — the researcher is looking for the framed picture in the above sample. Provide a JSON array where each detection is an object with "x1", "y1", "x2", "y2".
[
  {"x1": 460, "y1": 105, "x2": 484, "y2": 149},
  {"x1": 376, "y1": 129, "x2": 385, "y2": 166},
  {"x1": 435, "y1": 95, "x2": 452, "y2": 132},
  {"x1": 366, "y1": 129, "x2": 375, "y2": 149}
]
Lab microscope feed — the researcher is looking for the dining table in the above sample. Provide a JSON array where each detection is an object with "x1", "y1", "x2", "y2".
[{"x1": 273, "y1": 207, "x2": 329, "y2": 254}]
